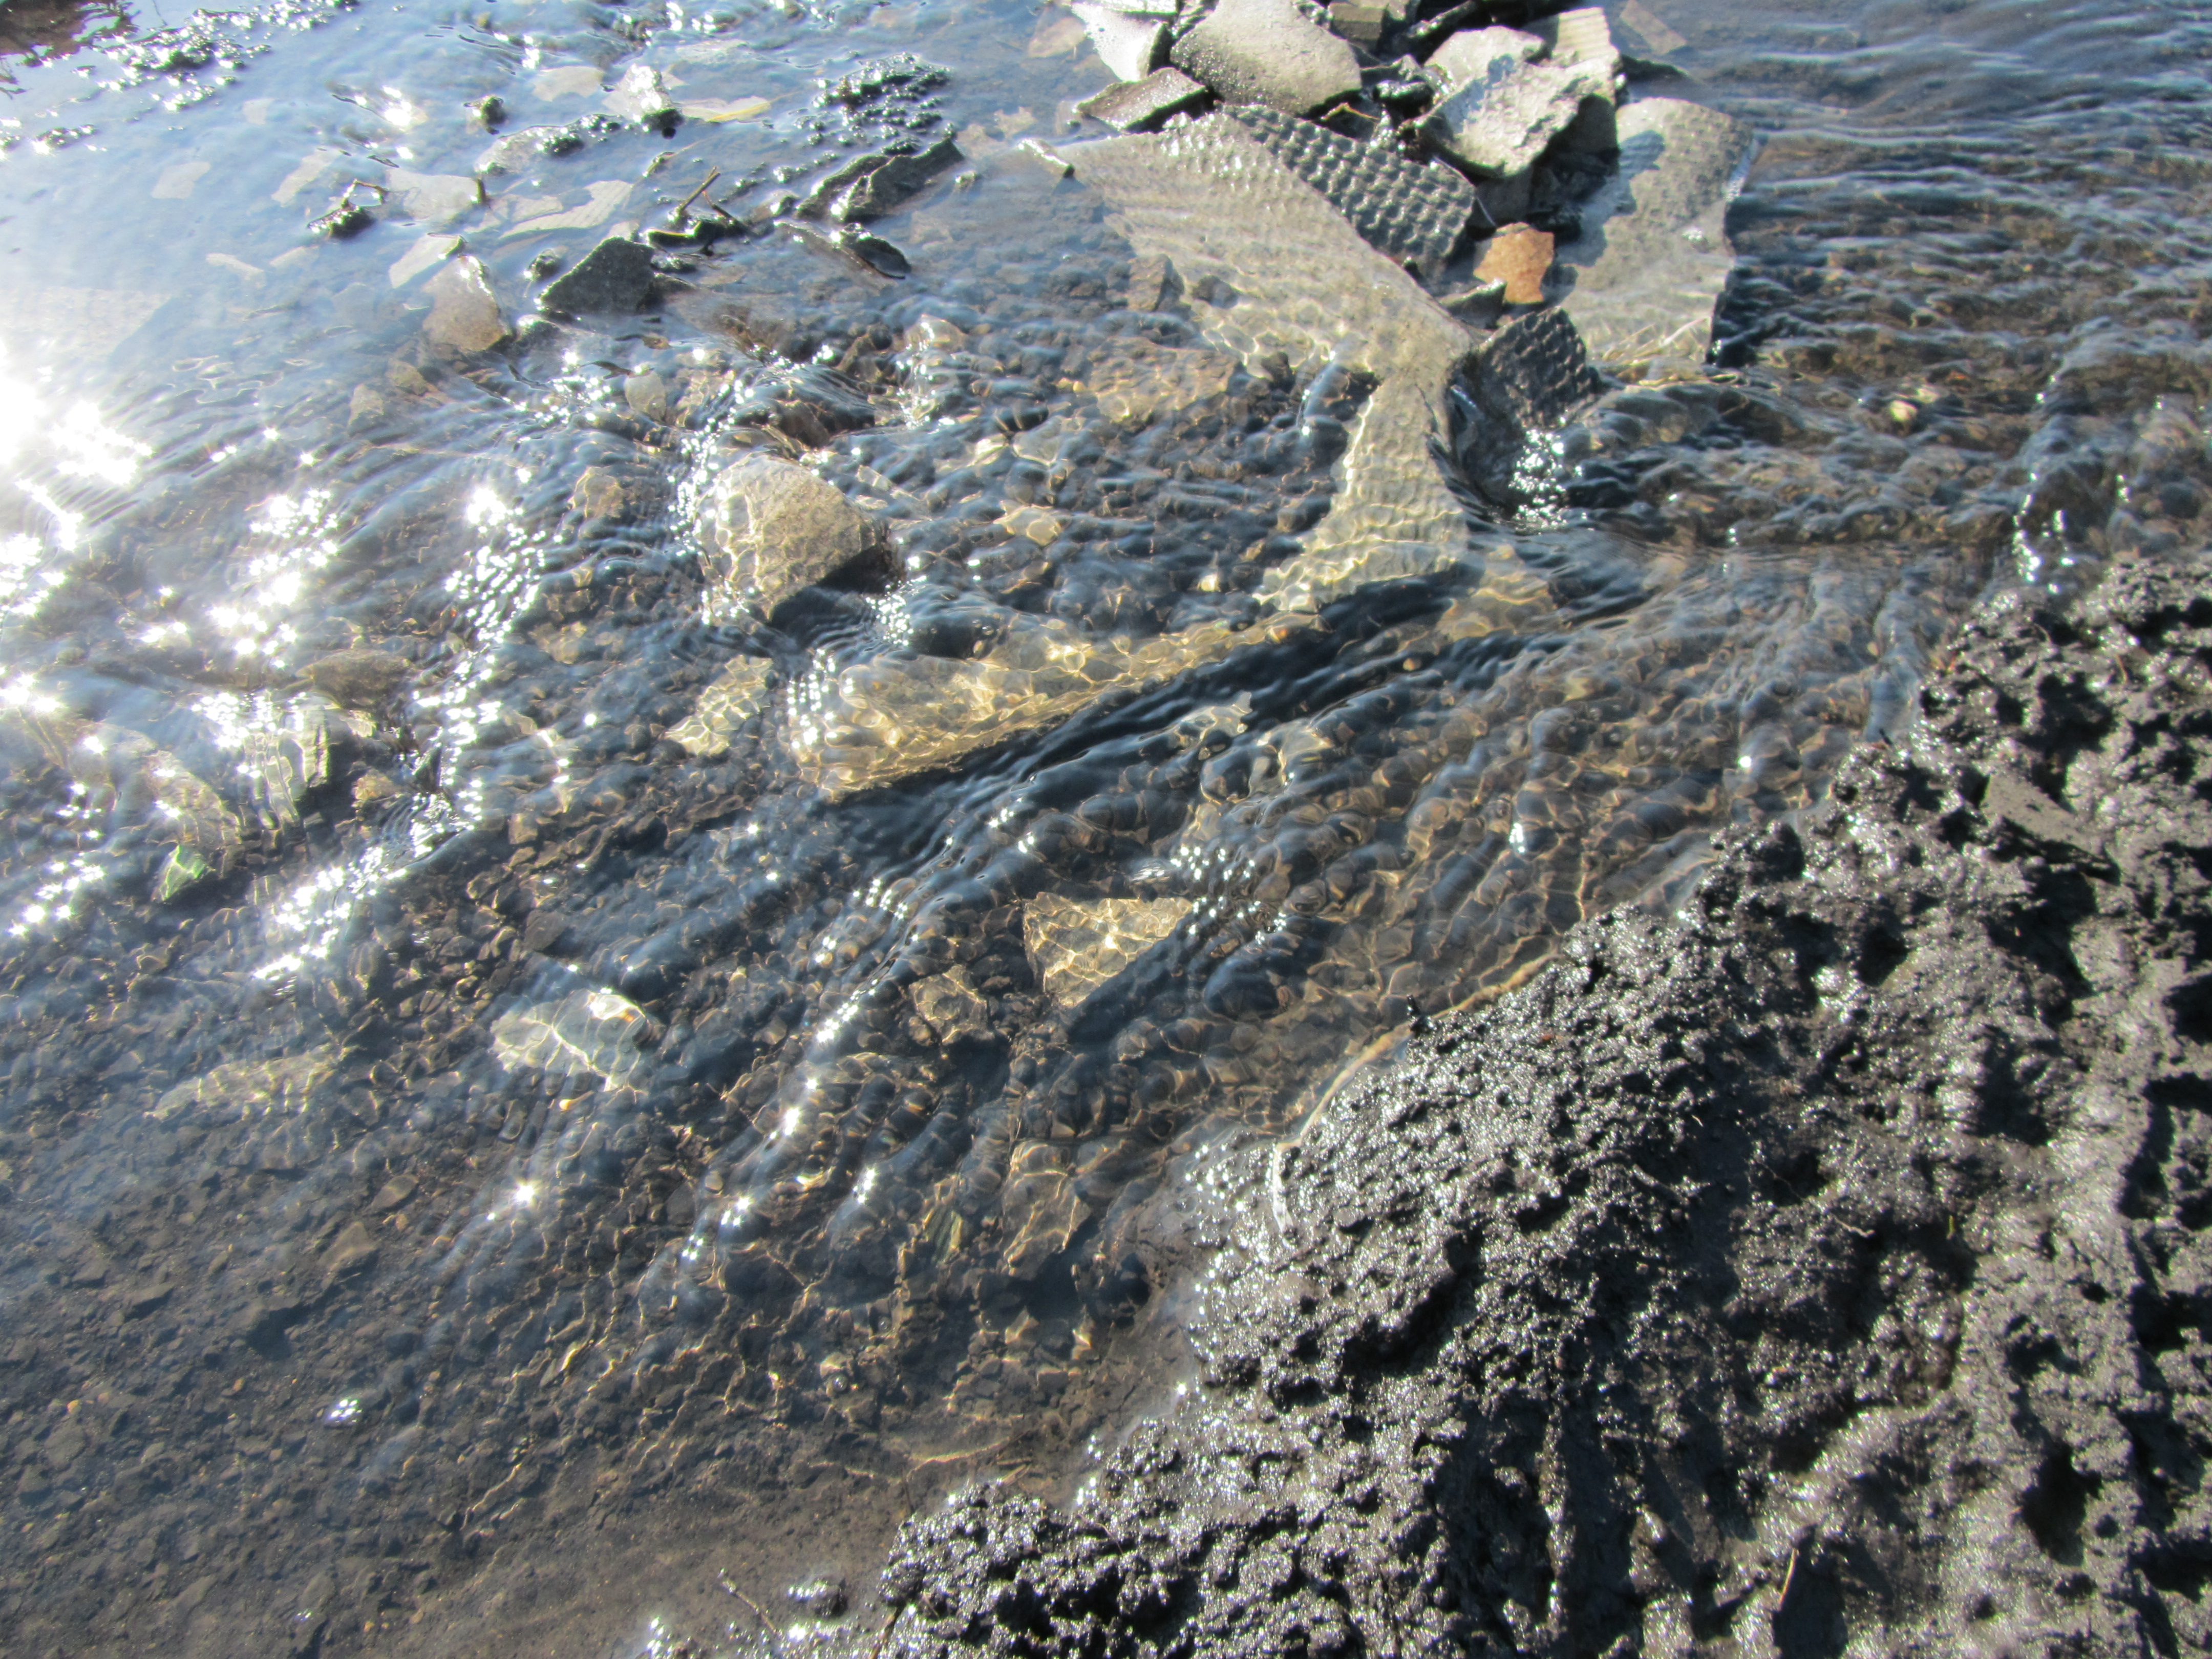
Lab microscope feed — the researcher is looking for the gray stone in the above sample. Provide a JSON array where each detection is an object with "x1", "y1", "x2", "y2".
[
  {"x1": 1423, "y1": 24, "x2": 1541, "y2": 93},
  {"x1": 1076, "y1": 66, "x2": 1210, "y2": 131},
  {"x1": 1171, "y1": 0, "x2": 1362, "y2": 116},
  {"x1": 831, "y1": 134, "x2": 964, "y2": 221},
  {"x1": 700, "y1": 453, "x2": 880, "y2": 616},
  {"x1": 1423, "y1": 51, "x2": 1610, "y2": 178},
  {"x1": 1074, "y1": 1, "x2": 1167, "y2": 80},
  {"x1": 538, "y1": 237, "x2": 657, "y2": 314}
]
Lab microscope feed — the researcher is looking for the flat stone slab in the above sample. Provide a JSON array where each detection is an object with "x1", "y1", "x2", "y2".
[
  {"x1": 1425, "y1": 24, "x2": 1541, "y2": 92},
  {"x1": 1171, "y1": 0, "x2": 1362, "y2": 116},
  {"x1": 1077, "y1": 66, "x2": 1210, "y2": 131},
  {"x1": 424, "y1": 255, "x2": 508, "y2": 353},
  {"x1": 830, "y1": 134, "x2": 964, "y2": 220},
  {"x1": 537, "y1": 236, "x2": 657, "y2": 313},
  {"x1": 1024, "y1": 895, "x2": 1191, "y2": 1010},
  {"x1": 1551, "y1": 96, "x2": 1758, "y2": 366},
  {"x1": 1229, "y1": 104, "x2": 1475, "y2": 278},
  {"x1": 1074, "y1": 1, "x2": 1166, "y2": 80},
  {"x1": 1424, "y1": 51, "x2": 1609, "y2": 177}
]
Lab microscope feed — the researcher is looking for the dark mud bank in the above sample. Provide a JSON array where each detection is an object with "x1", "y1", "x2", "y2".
[{"x1": 882, "y1": 559, "x2": 2212, "y2": 1656}]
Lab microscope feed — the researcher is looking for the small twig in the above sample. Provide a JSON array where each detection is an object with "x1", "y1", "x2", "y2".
[
  {"x1": 1779, "y1": 1545, "x2": 1799, "y2": 1604},
  {"x1": 718, "y1": 1570, "x2": 781, "y2": 1650},
  {"x1": 675, "y1": 167, "x2": 722, "y2": 223}
]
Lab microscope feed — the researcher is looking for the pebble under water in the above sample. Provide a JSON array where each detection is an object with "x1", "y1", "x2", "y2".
[{"x1": 1, "y1": 0, "x2": 2209, "y2": 1650}]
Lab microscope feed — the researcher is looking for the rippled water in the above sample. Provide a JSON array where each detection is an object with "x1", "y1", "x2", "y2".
[{"x1": 3, "y1": 0, "x2": 2211, "y2": 1649}]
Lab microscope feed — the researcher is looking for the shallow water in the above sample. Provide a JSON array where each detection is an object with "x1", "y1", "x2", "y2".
[{"x1": 2, "y1": 0, "x2": 2210, "y2": 1649}]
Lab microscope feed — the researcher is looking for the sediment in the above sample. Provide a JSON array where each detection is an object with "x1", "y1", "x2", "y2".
[{"x1": 883, "y1": 556, "x2": 2212, "y2": 1655}]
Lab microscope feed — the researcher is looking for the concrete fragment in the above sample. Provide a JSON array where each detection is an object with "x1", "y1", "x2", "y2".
[
  {"x1": 1424, "y1": 25, "x2": 1541, "y2": 93},
  {"x1": 700, "y1": 453, "x2": 879, "y2": 617},
  {"x1": 1473, "y1": 222, "x2": 1554, "y2": 303},
  {"x1": 1424, "y1": 52, "x2": 1609, "y2": 178},
  {"x1": 1228, "y1": 105, "x2": 1474, "y2": 275},
  {"x1": 538, "y1": 237, "x2": 657, "y2": 313},
  {"x1": 1171, "y1": 0, "x2": 1362, "y2": 116},
  {"x1": 1550, "y1": 97, "x2": 1756, "y2": 366},
  {"x1": 1469, "y1": 306, "x2": 1604, "y2": 434},
  {"x1": 1076, "y1": 66, "x2": 1209, "y2": 131},
  {"x1": 424, "y1": 255, "x2": 508, "y2": 354},
  {"x1": 1073, "y1": 1, "x2": 1166, "y2": 80}
]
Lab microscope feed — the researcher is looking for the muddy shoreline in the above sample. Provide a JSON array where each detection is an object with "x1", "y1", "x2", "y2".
[{"x1": 882, "y1": 558, "x2": 2212, "y2": 1655}]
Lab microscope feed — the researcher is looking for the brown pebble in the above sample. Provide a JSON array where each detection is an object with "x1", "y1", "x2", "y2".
[{"x1": 1475, "y1": 223, "x2": 1556, "y2": 305}]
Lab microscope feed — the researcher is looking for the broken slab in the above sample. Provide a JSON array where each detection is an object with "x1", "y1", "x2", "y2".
[
  {"x1": 1550, "y1": 96, "x2": 1757, "y2": 366},
  {"x1": 701, "y1": 454, "x2": 879, "y2": 617},
  {"x1": 538, "y1": 237, "x2": 657, "y2": 313},
  {"x1": 1024, "y1": 895, "x2": 1192, "y2": 1010},
  {"x1": 1071, "y1": 115, "x2": 1549, "y2": 612},
  {"x1": 605, "y1": 63, "x2": 679, "y2": 126},
  {"x1": 1423, "y1": 51, "x2": 1611, "y2": 179},
  {"x1": 1171, "y1": 0, "x2": 1362, "y2": 116},
  {"x1": 1076, "y1": 66, "x2": 1209, "y2": 131},
  {"x1": 1074, "y1": 1, "x2": 1167, "y2": 80},
  {"x1": 790, "y1": 607, "x2": 1311, "y2": 798},
  {"x1": 1424, "y1": 24, "x2": 1542, "y2": 92},
  {"x1": 1228, "y1": 104, "x2": 1474, "y2": 276}
]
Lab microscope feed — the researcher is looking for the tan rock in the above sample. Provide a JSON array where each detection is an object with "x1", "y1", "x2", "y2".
[
  {"x1": 1475, "y1": 223, "x2": 1555, "y2": 304},
  {"x1": 1024, "y1": 894, "x2": 1190, "y2": 1009},
  {"x1": 700, "y1": 453, "x2": 878, "y2": 616},
  {"x1": 570, "y1": 465, "x2": 628, "y2": 519},
  {"x1": 912, "y1": 968, "x2": 991, "y2": 1041},
  {"x1": 666, "y1": 656, "x2": 773, "y2": 757},
  {"x1": 424, "y1": 256, "x2": 508, "y2": 354}
]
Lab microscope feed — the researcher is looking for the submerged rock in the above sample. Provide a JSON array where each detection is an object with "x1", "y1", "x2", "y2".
[
  {"x1": 1170, "y1": 0, "x2": 1362, "y2": 116},
  {"x1": 828, "y1": 134, "x2": 962, "y2": 221},
  {"x1": 424, "y1": 254, "x2": 508, "y2": 354},
  {"x1": 491, "y1": 988, "x2": 651, "y2": 1090},
  {"x1": 790, "y1": 608, "x2": 1308, "y2": 798},
  {"x1": 700, "y1": 454, "x2": 880, "y2": 618},
  {"x1": 1227, "y1": 104, "x2": 1475, "y2": 277},
  {"x1": 1024, "y1": 895, "x2": 1191, "y2": 1010},
  {"x1": 538, "y1": 237, "x2": 657, "y2": 314},
  {"x1": 666, "y1": 656, "x2": 773, "y2": 757},
  {"x1": 1550, "y1": 96, "x2": 1758, "y2": 366}
]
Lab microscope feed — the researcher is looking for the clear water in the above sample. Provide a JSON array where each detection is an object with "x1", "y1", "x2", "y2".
[{"x1": 2, "y1": 0, "x2": 2209, "y2": 1649}]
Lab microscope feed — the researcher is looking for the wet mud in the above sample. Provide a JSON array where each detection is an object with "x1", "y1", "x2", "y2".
[{"x1": 886, "y1": 556, "x2": 2212, "y2": 1657}]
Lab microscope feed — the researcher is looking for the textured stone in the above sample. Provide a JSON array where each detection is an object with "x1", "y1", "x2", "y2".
[
  {"x1": 1170, "y1": 0, "x2": 1362, "y2": 116},
  {"x1": 1227, "y1": 104, "x2": 1475, "y2": 276},
  {"x1": 666, "y1": 657, "x2": 773, "y2": 757},
  {"x1": 699, "y1": 454, "x2": 879, "y2": 617},
  {"x1": 1551, "y1": 97, "x2": 1757, "y2": 365}
]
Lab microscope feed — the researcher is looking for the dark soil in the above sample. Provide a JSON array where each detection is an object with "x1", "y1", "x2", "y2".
[{"x1": 882, "y1": 556, "x2": 2212, "y2": 1656}]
